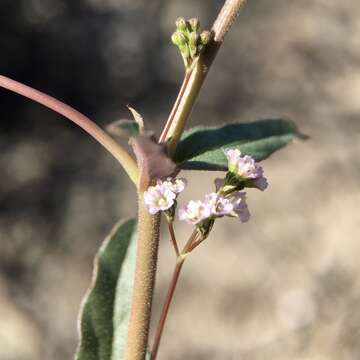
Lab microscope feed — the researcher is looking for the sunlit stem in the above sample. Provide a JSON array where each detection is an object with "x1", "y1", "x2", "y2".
[
  {"x1": 159, "y1": 70, "x2": 191, "y2": 144},
  {"x1": 159, "y1": 0, "x2": 248, "y2": 155},
  {"x1": 0, "y1": 75, "x2": 139, "y2": 185}
]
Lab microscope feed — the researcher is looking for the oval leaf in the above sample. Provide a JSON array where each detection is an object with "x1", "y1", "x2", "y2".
[
  {"x1": 75, "y1": 218, "x2": 137, "y2": 360},
  {"x1": 174, "y1": 118, "x2": 306, "y2": 171}
]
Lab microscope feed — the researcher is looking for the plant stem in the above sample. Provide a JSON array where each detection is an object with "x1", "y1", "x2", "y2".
[
  {"x1": 0, "y1": 75, "x2": 139, "y2": 184},
  {"x1": 126, "y1": 1, "x2": 248, "y2": 359},
  {"x1": 163, "y1": 0, "x2": 248, "y2": 155},
  {"x1": 168, "y1": 223, "x2": 180, "y2": 257},
  {"x1": 159, "y1": 71, "x2": 191, "y2": 143},
  {"x1": 150, "y1": 258, "x2": 185, "y2": 360},
  {"x1": 186, "y1": 235, "x2": 206, "y2": 253},
  {"x1": 182, "y1": 229, "x2": 201, "y2": 254},
  {"x1": 150, "y1": 229, "x2": 199, "y2": 360},
  {"x1": 124, "y1": 193, "x2": 161, "y2": 360}
]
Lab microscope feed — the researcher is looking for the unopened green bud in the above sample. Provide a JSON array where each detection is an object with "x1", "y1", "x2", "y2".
[
  {"x1": 189, "y1": 43, "x2": 198, "y2": 58},
  {"x1": 171, "y1": 31, "x2": 186, "y2": 46},
  {"x1": 188, "y1": 32, "x2": 199, "y2": 46},
  {"x1": 200, "y1": 30, "x2": 212, "y2": 45},
  {"x1": 188, "y1": 18, "x2": 200, "y2": 32},
  {"x1": 179, "y1": 44, "x2": 190, "y2": 59},
  {"x1": 175, "y1": 17, "x2": 187, "y2": 32}
]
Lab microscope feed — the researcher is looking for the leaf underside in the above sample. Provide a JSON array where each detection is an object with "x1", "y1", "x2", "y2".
[
  {"x1": 75, "y1": 218, "x2": 137, "y2": 360},
  {"x1": 174, "y1": 118, "x2": 305, "y2": 171}
]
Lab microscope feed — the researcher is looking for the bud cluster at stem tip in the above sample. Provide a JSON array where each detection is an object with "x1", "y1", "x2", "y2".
[{"x1": 171, "y1": 17, "x2": 212, "y2": 69}]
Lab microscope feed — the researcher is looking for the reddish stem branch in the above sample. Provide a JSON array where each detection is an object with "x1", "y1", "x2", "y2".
[
  {"x1": 150, "y1": 259, "x2": 184, "y2": 360},
  {"x1": 0, "y1": 75, "x2": 139, "y2": 184},
  {"x1": 150, "y1": 229, "x2": 199, "y2": 360},
  {"x1": 168, "y1": 223, "x2": 180, "y2": 257}
]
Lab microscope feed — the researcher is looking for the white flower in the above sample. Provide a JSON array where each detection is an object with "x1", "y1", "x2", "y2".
[
  {"x1": 179, "y1": 191, "x2": 248, "y2": 226},
  {"x1": 144, "y1": 177, "x2": 187, "y2": 214},
  {"x1": 178, "y1": 200, "x2": 212, "y2": 225},
  {"x1": 162, "y1": 177, "x2": 187, "y2": 194},
  {"x1": 224, "y1": 149, "x2": 242, "y2": 173},
  {"x1": 204, "y1": 193, "x2": 234, "y2": 216},
  {"x1": 224, "y1": 148, "x2": 268, "y2": 191}
]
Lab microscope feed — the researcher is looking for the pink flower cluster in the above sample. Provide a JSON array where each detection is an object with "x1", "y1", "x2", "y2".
[
  {"x1": 224, "y1": 149, "x2": 268, "y2": 191},
  {"x1": 144, "y1": 178, "x2": 187, "y2": 214},
  {"x1": 178, "y1": 191, "x2": 250, "y2": 225},
  {"x1": 143, "y1": 149, "x2": 267, "y2": 232}
]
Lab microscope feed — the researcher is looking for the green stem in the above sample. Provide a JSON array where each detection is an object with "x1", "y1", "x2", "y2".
[
  {"x1": 159, "y1": 70, "x2": 192, "y2": 144},
  {"x1": 163, "y1": 0, "x2": 248, "y2": 155}
]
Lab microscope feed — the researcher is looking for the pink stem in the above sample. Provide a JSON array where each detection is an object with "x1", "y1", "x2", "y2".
[{"x1": 0, "y1": 75, "x2": 138, "y2": 183}]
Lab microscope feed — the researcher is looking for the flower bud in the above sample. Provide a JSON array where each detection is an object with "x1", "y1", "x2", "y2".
[
  {"x1": 189, "y1": 44, "x2": 198, "y2": 58},
  {"x1": 175, "y1": 17, "x2": 187, "y2": 32},
  {"x1": 188, "y1": 32, "x2": 199, "y2": 46},
  {"x1": 188, "y1": 18, "x2": 200, "y2": 32},
  {"x1": 200, "y1": 30, "x2": 212, "y2": 45},
  {"x1": 179, "y1": 44, "x2": 190, "y2": 59},
  {"x1": 171, "y1": 31, "x2": 187, "y2": 46}
]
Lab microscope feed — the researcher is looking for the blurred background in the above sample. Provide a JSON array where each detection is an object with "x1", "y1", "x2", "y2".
[{"x1": 1, "y1": 0, "x2": 360, "y2": 359}]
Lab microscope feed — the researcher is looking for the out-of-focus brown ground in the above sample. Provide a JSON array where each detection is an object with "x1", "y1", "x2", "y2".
[{"x1": 1, "y1": 1, "x2": 360, "y2": 359}]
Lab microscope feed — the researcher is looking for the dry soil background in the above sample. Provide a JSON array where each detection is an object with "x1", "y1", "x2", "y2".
[{"x1": 0, "y1": 1, "x2": 360, "y2": 359}]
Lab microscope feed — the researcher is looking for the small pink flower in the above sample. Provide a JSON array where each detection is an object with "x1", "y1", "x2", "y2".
[
  {"x1": 224, "y1": 148, "x2": 268, "y2": 191},
  {"x1": 254, "y1": 176, "x2": 268, "y2": 191},
  {"x1": 204, "y1": 193, "x2": 234, "y2": 216},
  {"x1": 144, "y1": 177, "x2": 187, "y2": 214},
  {"x1": 224, "y1": 148, "x2": 241, "y2": 173},
  {"x1": 162, "y1": 177, "x2": 187, "y2": 194},
  {"x1": 229, "y1": 191, "x2": 250, "y2": 222},
  {"x1": 178, "y1": 200, "x2": 212, "y2": 225}
]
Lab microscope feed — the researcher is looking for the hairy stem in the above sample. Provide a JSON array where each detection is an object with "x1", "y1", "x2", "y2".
[
  {"x1": 163, "y1": 0, "x2": 248, "y2": 154},
  {"x1": 124, "y1": 193, "x2": 161, "y2": 360},
  {"x1": 212, "y1": 0, "x2": 248, "y2": 43},
  {"x1": 127, "y1": 1, "x2": 248, "y2": 359},
  {"x1": 0, "y1": 75, "x2": 139, "y2": 184}
]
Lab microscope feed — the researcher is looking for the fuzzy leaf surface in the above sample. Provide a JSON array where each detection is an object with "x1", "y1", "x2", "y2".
[
  {"x1": 174, "y1": 119, "x2": 304, "y2": 171},
  {"x1": 75, "y1": 218, "x2": 137, "y2": 360}
]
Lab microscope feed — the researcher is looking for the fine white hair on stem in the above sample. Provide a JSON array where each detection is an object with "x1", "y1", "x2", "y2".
[{"x1": 212, "y1": 0, "x2": 248, "y2": 42}]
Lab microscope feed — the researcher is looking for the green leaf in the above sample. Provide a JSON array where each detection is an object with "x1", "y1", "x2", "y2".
[
  {"x1": 75, "y1": 218, "x2": 137, "y2": 360},
  {"x1": 174, "y1": 118, "x2": 305, "y2": 171}
]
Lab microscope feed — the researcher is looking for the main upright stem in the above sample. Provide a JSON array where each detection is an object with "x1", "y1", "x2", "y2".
[
  {"x1": 124, "y1": 193, "x2": 161, "y2": 360},
  {"x1": 125, "y1": 1, "x2": 248, "y2": 359}
]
